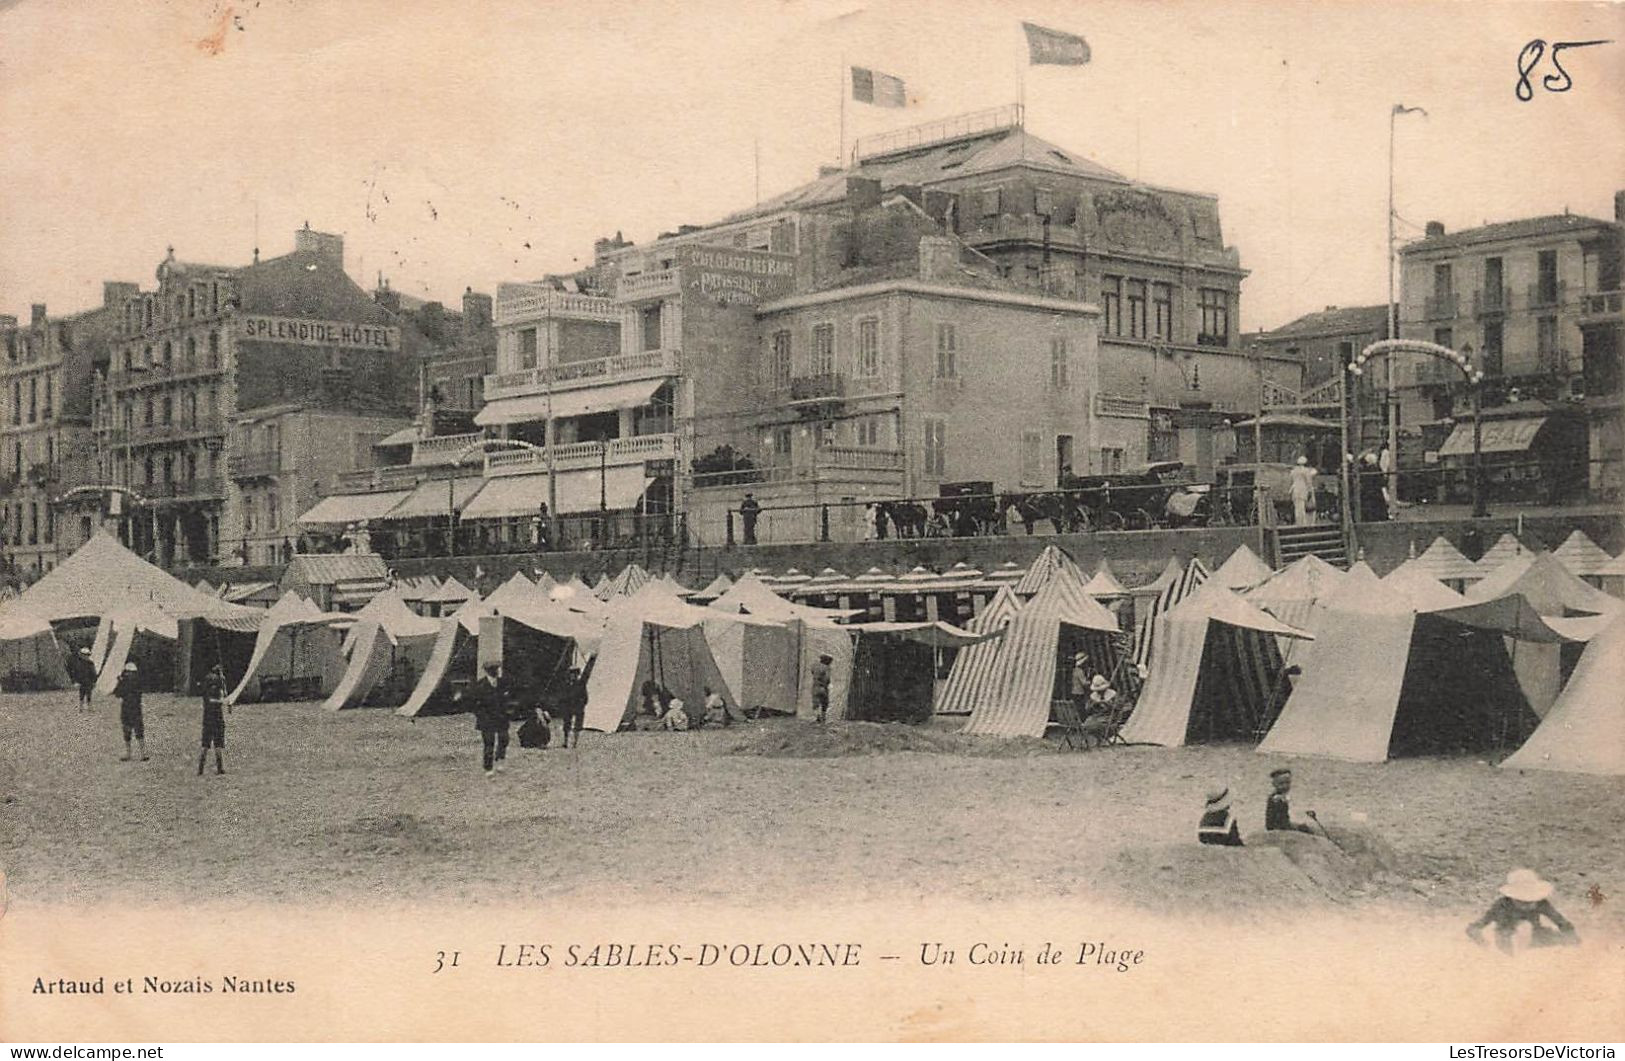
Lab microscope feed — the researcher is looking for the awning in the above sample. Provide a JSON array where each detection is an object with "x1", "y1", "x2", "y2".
[
  {"x1": 332, "y1": 576, "x2": 390, "y2": 607},
  {"x1": 376, "y1": 426, "x2": 420, "y2": 448},
  {"x1": 473, "y1": 378, "x2": 665, "y2": 426},
  {"x1": 376, "y1": 478, "x2": 484, "y2": 521},
  {"x1": 297, "y1": 490, "x2": 412, "y2": 527},
  {"x1": 460, "y1": 466, "x2": 652, "y2": 519},
  {"x1": 1437, "y1": 417, "x2": 1546, "y2": 457}
]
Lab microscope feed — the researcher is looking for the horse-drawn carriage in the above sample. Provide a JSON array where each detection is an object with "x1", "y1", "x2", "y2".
[{"x1": 1002, "y1": 461, "x2": 1216, "y2": 532}]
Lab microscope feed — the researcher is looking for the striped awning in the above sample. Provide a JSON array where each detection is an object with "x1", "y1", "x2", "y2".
[{"x1": 332, "y1": 576, "x2": 390, "y2": 607}]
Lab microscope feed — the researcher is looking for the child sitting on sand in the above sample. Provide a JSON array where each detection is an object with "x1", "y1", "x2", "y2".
[
  {"x1": 1467, "y1": 869, "x2": 1579, "y2": 954},
  {"x1": 660, "y1": 697, "x2": 690, "y2": 731},
  {"x1": 1198, "y1": 787, "x2": 1243, "y2": 846},
  {"x1": 1265, "y1": 767, "x2": 1315, "y2": 833}
]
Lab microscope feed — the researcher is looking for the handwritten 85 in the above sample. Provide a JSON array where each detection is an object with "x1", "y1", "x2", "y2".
[{"x1": 1515, "y1": 39, "x2": 1612, "y2": 101}]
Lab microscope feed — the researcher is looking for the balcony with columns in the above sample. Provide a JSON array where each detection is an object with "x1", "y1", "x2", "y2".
[{"x1": 482, "y1": 432, "x2": 677, "y2": 477}]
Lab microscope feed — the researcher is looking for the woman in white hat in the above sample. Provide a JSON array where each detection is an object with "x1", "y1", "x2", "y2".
[
  {"x1": 1289, "y1": 454, "x2": 1317, "y2": 525},
  {"x1": 1466, "y1": 869, "x2": 1578, "y2": 953}
]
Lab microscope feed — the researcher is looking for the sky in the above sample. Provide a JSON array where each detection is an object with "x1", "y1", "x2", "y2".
[{"x1": 1, "y1": 0, "x2": 1622, "y2": 332}]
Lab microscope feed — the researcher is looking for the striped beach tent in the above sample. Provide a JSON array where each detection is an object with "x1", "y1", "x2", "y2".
[
  {"x1": 1552, "y1": 529, "x2": 1614, "y2": 582},
  {"x1": 1118, "y1": 582, "x2": 1312, "y2": 748},
  {"x1": 1247, "y1": 554, "x2": 1347, "y2": 639},
  {"x1": 961, "y1": 569, "x2": 1120, "y2": 737},
  {"x1": 1014, "y1": 545, "x2": 1084, "y2": 596},
  {"x1": 935, "y1": 585, "x2": 1024, "y2": 716},
  {"x1": 596, "y1": 563, "x2": 652, "y2": 600},
  {"x1": 1131, "y1": 557, "x2": 1210, "y2": 671}
]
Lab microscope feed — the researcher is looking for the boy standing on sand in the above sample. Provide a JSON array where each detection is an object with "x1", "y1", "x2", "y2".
[
  {"x1": 113, "y1": 662, "x2": 148, "y2": 762},
  {"x1": 69, "y1": 647, "x2": 96, "y2": 710},
  {"x1": 197, "y1": 662, "x2": 228, "y2": 776},
  {"x1": 812, "y1": 654, "x2": 833, "y2": 723}
]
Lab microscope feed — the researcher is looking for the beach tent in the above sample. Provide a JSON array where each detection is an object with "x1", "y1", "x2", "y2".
[
  {"x1": 1598, "y1": 550, "x2": 1625, "y2": 600},
  {"x1": 90, "y1": 597, "x2": 190, "y2": 695},
  {"x1": 979, "y1": 561, "x2": 1026, "y2": 592},
  {"x1": 961, "y1": 570, "x2": 1121, "y2": 737},
  {"x1": 1550, "y1": 530, "x2": 1614, "y2": 584},
  {"x1": 1118, "y1": 582, "x2": 1312, "y2": 747},
  {"x1": 711, "y1": 574, "x2": 857, "y2": 718},
  {"x1": 482, "y1": 571, "x2": 537, "y2": 613},
  {"x1": 1257, "y1": 574, "x2": 1566, "y2": 763},
  {"x1": 935, "y1": 585, "x2": 1024, "y2": 716},
  {"x1": 174, "y1": 607, "x2": 265, "y2": 696},
  {"x1": 475, "y1": 597, "x2": 604, "y2": 715},
  {"x1": 1246, "y1": 554, "x2": 1346, "y2": 634},
  {"x1": 226, "y1": 593, "x2": 352, "y2": 705},
  {"x1": 849, "y1": 620, "x2": 1004, "y2": 724},
  {"x1": 1502, "y1": 614, "x2": 1625, "y2": 775},
  {"x1": 595, "y1": 564, "x2": 651, "y2": 601},
  {"x1": 1212, "y1": 543, "x2": 1274, "y2": 591},
  {"x1": 1464, "y1": 550, "x2": 1621, "y2": 717},
  {"x1": 1130, "y1": 557, "x2": 1211, "y2": 671},
  {"x1": 1014, "y1": 545, "x2": 1085, "y2": 596},
  {"x1": 218, "y1": 581, "x2": 281, "y2": 607},
  {"x1": 420, "y1": 576, "x2": 473, "y2": 617},
  {"x1": 1476, "y1": 532, "x2": 1532, "y2": 572},
  {"x1": 394, "y1": 575, "x2": 442, "y2": 612},
  {"x1": 0, "y1": 532, "x2": 237, "y2": 625},
  {"x1": 0, "y1": 611, "x2": 70, "y2": 691},
  {"x1": 396, "y1": 594, "x2": 493, "y2": 718},
  {"x1": 583, "y1": 583, "x2": 772, "y2": 732},
  {"x1": 689, "y1": 572, "x2": 734, "y2": 603},
  {"x1": 322, "y1": 590, "x2": 442, "y2": 710},
  {"x1": 1409, "y1": 536, "x2": 1481, "y2": 588},
  {"x1": 1081, "y1": 560, "x2": 1126, "y2": 598},
  {"x1": 280, "y1": 554, "x2": 391, "y2": 611}
]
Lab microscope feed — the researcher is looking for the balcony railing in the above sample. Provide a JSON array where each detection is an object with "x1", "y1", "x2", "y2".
[
  {"x1": 108, "y1": 360, "x2": 224, "y2": 389},
  {"x1": 815, "y1": 446, "x2": 904, "y2": 472},
  {"x1": 333, "y1": 464, "x2": 441, "y2": 494},
  {"x1": 1095, "y1": 393, "x2": 1151, "y2": 419},
  {"x1": 129, "y1": 417, "x2": 226, "y2": 444},
  {"x1": 1526, "y1": 280, "x2": 1565, "y2": 308},
  {"x1": 1473, "y1": 287, "x2": 1512, "y2": 315},
  {"x1": 146, "y1": 477, "x2": 223, "y2": 500},
  {"x1": 617, "y1": 268, "x2": 680, "y2": 300},
  {"x1": 788, "y1": 373, "x2": 845, "y2": 403},
  {"x1": 482, "y1": 432, "x2": 678, "y2": 476},
  {"x1": 482, "y1": 348, "x2": 680, "y2": 401},
  {"x1": 228, "y1": 451, "x2": 283, "y2": 479},
  {"x1": 1580, "y1": 289, "x2": 1623, "y2": 317},
  {"x1": 411, "y1": 431, "x2": 486, "y2": 466},
  {"x1": 492, "y1": 289, "x2": 617, "y2": 326},
  {"x1": 1423, "y1": 292, "x2": 1459, "y2": 319}
]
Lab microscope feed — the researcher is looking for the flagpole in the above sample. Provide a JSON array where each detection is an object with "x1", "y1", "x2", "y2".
[{"x1": 839, "y1": 54, "x2": 847, "y2": 166}]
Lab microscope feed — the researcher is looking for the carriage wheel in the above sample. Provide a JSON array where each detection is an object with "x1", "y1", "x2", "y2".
[
  {"x1": 1127, "y1": 509, "x2": 1154, "y2": 531},
  {"x1": 1071, "y1": 508, "x2": 1092, "y2": 533},
  {"x1": 1100, "y1": 511, "x2": 1125, "y2": 532}
]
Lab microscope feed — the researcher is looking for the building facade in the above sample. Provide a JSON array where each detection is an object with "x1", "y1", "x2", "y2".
[
  {"x1": 0, "y1": 283, "x2": 133, "y2": 575},
  {"x1": 1395, "y1": 194, "x2": 1624, "y2": 500},
  {"x1": 104, "y1": 225, "x2": 418, "y2": 567}
]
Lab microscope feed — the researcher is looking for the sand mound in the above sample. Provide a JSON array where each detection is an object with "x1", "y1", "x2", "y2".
[
  {"x1": 724, "y1": 720, "x2": 1057, "y2": 759},
  {"x1": 337, "y1": 813, "x2": 456, "y2": 858},
  {"x1": 1098, "y1": 826, "x2": 1407, "y2": 913}
]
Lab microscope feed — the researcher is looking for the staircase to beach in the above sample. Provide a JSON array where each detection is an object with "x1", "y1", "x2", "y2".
[{"x1": 1272, "y1": 524, "x2": 1350, "y2": 568}]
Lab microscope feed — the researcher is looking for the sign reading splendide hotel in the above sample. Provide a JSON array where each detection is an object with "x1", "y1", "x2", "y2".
[{"x1": 239, "y1": 314, "x2": 400, "y2": 351}]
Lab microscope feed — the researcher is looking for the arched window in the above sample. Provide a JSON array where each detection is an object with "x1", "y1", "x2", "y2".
[
  {"x1": 207, "y1": 331, "x2": 220, "y2": 368},
  {"x1": 185, "y1": 336, "x2": 197, "y2": 367},
  {"x1": 187, "y1": 392, "x2": 198, "y2": 426},
  {"x1": 161, "y1": 394, "x2": 172, "y2": 425},
  {"x1": 161, "y1": 341, "x2": 171, "y2": 366}
]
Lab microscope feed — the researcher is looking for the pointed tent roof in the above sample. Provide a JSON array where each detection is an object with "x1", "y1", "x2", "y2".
[
  {"x1": 1551, "y1": 530, "x2": 1616, "y2": 578},
  {"x1": 1164, "y1": 580, "x2": 1314, "y2": 637},
  {"x1": 1502, "y1": 614, "x2": 1625, "y2": 775},
  {"x1": 449, "y1": 591, "x2": 492, "y2": 634},
  {"x1": 1410, "y1": 536, "x2": 1481, "y2": 583},
  {"x1": 1316, "y1": 561, "x2": 1395, "y2": 613},
  {"x1": 0, "y1": 532, "x2": 245, "y2": 624},
  {"x1": 712, "y1": 573, "x2": 856, "y2": 624},
  {"x1": 1476, "y1": 532, "x2": 1530, "y2": 571},
  {"x1": 1212, "y1": 543, "x2": 1275, "y2": 591},
  {"x1": 1132, "y1": 556, "x2": 1187, "y2": 595},
  {"x1": 962, "y1": 568, "x2": 1119, "y2": 737},
  {"x1": 530, "y1": 569, "x2": 557, "y2": 593},
  {"x1": 1379, "y1": 564, "x2": 1468, "y2": 612},
  {"x1": 1466, "y1": 551, "x2": 1621, "y2": 616},
  {"x1": 978, "y1": 561, "x2": 1026, "y2": 589},
  {"x1": 691, "y1": 572, "x2": 735, "y2": 601},
  {"x1": 1014, "y1": 544, "x2": 1084, "y2": 596},
  {"x1": 483, "y1": 572, "x2": 537, "y2": 613},
  {"x1": 1082, "y1": 559, "x2": 1126, "y2": 597},
  {"x1": 1248, "y1": 554, "x2": 1345, "y2": 603},
  {"x1": 595, "y1": 563, "x2": 651, "y2": 600},
  {"x1": 355, "y1": 588, "x2": 440, "y2": 639},
  {"x1": 422, "y1": 576, "x2": 473, "y2": 605}
]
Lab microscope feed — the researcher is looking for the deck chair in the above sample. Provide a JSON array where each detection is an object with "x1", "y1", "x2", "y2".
[{"x1": 1052, "y1": 699, "x2": 1088, "y2": 750}]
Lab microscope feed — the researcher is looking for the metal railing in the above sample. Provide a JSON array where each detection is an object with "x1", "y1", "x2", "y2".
[
  {"x1": 1526, "y1": 280, "x2": 1565, "y2": 308},
  {"x1": 1580, "y1": 289, "x2": 1623, "y2": 316},
  {"x1": 788, "y1": 373, "x2": 845, "y2": 402},
  {"x1": 690, "y1": 446, "x2": 905, "y2": 489},
  {"x1": 854, "y1": 104, "x2": 1021, "y2": 161},
  {"x1": 482, "y1": 348, "x2": 680, "y2": 400},
  {"x1": 228, "y1": 451, "x2": 283, "y2": 479},
  {"x1": 1423, "y1": 292, "x2": 1459, "y2": 319},
  {"x1": 1473, "y1": 287, "x2": 1512, "y2": 315}
]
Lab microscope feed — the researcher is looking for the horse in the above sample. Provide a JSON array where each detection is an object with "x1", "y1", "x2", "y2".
[{"x1": 881, "y1": 500, "x2": 929, "y2": 539}]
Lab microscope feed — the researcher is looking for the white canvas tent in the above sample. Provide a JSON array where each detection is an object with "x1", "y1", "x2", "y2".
[
  {"x1": 322, "y1": 590, "x2": 442, "y2": 710},
  {"x1": 1118, "y1": 582, "x2": 1312, "y2": 747},
  {"x1": 1502, "y1": 614, "x2": 1625, "y2": 775},
  {"x1": 1081, "y1": 560, "x2": 1126, "y2": 597},
  {"x1": 1130, "y1": 557, "x2": 1210, "y2": 671},
  {"x1": 1551, "y1": 530, "x2": 1614, "y2": 583},
  {"x1": 962, "y1": 569, "x2": 1120, "y2": 737},
  {"x1": 1246, "y1": 554, "x2": 1346, "y2": 636},
  {"x1": 0, "y1": 611, "x2": 70, "y2": 690},
  {"x1": 1409, "y1": 536, "x2": 1481, "y2": 588},
  {"x1": 1476, "y1": 532, "x2": 1531, "y2": 572},
  {"x1": 1211, "y1": 543, "x2": 1274, "y2": 591},
  {"x1": 226, "y1": 593, "x2": 352, "y2": 705},
  {"x1": 710, "y1": 574, "x2": 857, "y2": 719},
  {"x1": 482, "y1": 571, "x2": 537, "y2": 613},
  {"x1": 396, "y1": 593, "x2": 492, "y2": 718}
]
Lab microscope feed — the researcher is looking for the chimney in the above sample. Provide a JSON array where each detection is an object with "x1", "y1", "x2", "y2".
[
  {"x1": 1324, "y1": 305, "x2": 1337, "y2": 312},
  {"x1": 593, "y1": 231, "x2": 633, "y2": 263},
  {"x1": 462, "y1": 288, "x2": 493, "y2": 336},
  {"x1": 420, "y1": 301, "x2": 445, "y2": 341},
  {"x1": 0, "y1": 315, "x2": 15, "y2": 331},
  {"x1": 293, "y1": 223, "x2": 345, "y2": 269},
  {"x1": 1615, "y1": 189, "x2": 1624, "y2": 223},
  {"x1": 846, "y1": 176, "x2": 882, "y2": 211},
  {"x1": 31, "y1": 304, "x2": 46, "y2": 328},
  {"x1": 918, "y1": 236, "x2": 961, "y2": 283},
  {"x1": 1425, "y1": 220, "x2": 1446, "y2": 238}
]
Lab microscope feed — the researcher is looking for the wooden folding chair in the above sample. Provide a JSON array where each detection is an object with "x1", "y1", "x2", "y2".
[{"x1": 1052, "y1": 699, "x2": 1088, "y2": 750}]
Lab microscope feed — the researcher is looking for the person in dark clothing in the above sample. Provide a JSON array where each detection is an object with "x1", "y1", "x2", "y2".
[
  {"x1": 68, "y1": 647, "x2": 96, "y2": 710},
  {"x1": 1468, "y1": 870, "x2": 1579, "y2": 954},
  {"x1": 555, "y1": 665, "x2": 587, "y2": 748},
  {"x1": 1198, "y1": 787, "x2": 1244, "y2": 846},
  {"x1": 740, "y1": 493, "x2": 761, "y2": 546},
  {"x1": 113, "y1": 662, "x2": 148, "y2": 762},
  {"x1": 1264, "y1": 767, "x2": 1314, "y2": 833},
  {"x1": 1358, "y1": 452, "x2": 1389, "y2": 522},
  {"x1": 197, "y1": 662, "x2": 228, "y2": 776},
  {"x1": 811, "y1": 654, "x2": 833, "y2": 723},
  {"x1": 460, "y1": 662, "x2": 512, "y2": 779}
]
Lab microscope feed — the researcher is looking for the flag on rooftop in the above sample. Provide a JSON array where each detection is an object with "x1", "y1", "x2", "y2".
[
  {"x1": 1022, "y1": 22, "x2": 1090, "y2": 66},
  {"x1": 851, "y1": 66, "x2": 906, "y2": 107}
]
